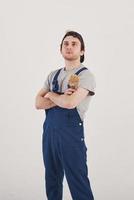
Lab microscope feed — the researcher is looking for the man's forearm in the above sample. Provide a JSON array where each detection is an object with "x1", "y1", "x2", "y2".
[
  {"x1": 36, "y1": 96, "x2": 57, "y2": 110},
  {"x1": 45, "y1": 92, "x2": 74, "y2": 109}
]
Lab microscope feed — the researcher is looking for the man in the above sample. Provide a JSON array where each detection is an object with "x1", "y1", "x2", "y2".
[{"x1": 35, "y1": 31, "x2": 96, "y2": 200}]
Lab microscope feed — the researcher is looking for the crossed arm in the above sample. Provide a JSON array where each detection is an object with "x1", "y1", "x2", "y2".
[{"x1": 35, "y1": 87, "x2": 89, "y2": 110}]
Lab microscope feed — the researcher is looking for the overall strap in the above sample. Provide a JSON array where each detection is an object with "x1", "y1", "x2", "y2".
[
  {"x1": 52, "y1": 68, "x2": 62, "y2": 84},
  {"x1": 52, "y1": 68, "x2": 62, "y2": 92},
  {"x1": 75, "y1": 67, "x2": 88, "y2": 75}
]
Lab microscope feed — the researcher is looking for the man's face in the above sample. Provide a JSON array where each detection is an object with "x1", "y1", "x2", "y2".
[{"x1": 60, "y1": 36, "x2": 84, "y2": 61}]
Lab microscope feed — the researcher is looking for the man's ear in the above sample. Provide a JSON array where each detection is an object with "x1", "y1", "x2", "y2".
[{"x1": 80, "y1": 50, "x2": 84, "y2": 56}]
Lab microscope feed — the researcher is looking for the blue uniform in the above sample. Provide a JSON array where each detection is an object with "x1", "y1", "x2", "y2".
[{"x1": 42, "y1": 67, "x2": 94, "y2": 200}]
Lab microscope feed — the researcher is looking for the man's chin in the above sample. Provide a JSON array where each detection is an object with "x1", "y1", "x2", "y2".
[{"x1": 63, "y1": 55, "x2": 76, "y2": 61}]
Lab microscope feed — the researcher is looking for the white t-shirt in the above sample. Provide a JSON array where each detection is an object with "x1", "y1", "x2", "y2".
[{"x1": 43, "y1": 64, "x2": 96, "y2": 121}]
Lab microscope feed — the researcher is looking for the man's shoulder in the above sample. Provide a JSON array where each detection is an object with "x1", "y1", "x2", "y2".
[
  {"x1": 78, "y1": 65, "x2": 95, "y2": 77},
  {"x1": 46, "y1": 67, "x2": 63, "y2": 80}
]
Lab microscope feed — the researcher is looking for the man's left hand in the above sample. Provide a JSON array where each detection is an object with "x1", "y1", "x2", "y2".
[{"x1": 44, "y1": 92, "x2": 51, "y2": 99}]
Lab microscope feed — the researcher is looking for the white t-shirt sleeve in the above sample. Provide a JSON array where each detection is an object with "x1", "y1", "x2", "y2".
[
  {"x1": 78, "y1": 70, "x2": 96, "y2": 96},
  {"x1": 43, "y1": 71, "x2": 54, "y2": 91}
]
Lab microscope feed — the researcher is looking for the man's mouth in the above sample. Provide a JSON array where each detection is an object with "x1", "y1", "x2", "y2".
[{"x1": 66, "y1": 52, "x2": 72, "y2": 54}]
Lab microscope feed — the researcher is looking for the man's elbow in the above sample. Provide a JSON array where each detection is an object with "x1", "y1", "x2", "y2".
[
  {"x1": 35, "y1": 102, "x2": 41, "y2": 110},
  {"x1": 35, "y1": 97, "x2": 42, "y2": 110},
  {"x1": 35, "y1": 105, "x2": 40, "y2": 110}
]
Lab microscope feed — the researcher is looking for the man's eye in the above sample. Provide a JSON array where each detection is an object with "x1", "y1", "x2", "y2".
[
  {"x1": 64, "y1": 43, "x2": 68, "y2": 46},
  {"x1": 72, "y1": 43, "x2": 77, "y2": 46}
]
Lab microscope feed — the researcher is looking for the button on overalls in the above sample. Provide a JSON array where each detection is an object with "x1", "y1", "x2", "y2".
[{"x1": 42, "y1": 67, "x2": 94, "y2": 200}]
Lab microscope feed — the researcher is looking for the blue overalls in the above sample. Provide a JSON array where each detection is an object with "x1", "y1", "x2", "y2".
[{"x1": 42, "y1": 67, "x2": 94, "y2": 200}]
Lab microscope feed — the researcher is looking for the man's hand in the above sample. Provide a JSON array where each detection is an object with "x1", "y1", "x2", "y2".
[
  {"x1": 64, "y1": 88, "x2": 76, "y2": 95},
  {"x1": 44, "y1": 92, "x2": 51, "y2": 99}
]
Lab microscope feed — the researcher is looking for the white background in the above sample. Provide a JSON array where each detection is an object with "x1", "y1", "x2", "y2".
[{"x1": 0, "y1": 0, "x2": 134, "y2": 199}]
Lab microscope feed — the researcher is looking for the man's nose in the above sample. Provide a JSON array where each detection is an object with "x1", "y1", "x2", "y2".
[{"x1": 67, "y1": 44, "x2": 72, "y2": 50}]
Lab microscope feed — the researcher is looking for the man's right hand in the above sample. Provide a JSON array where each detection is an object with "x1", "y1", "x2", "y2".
[{"x1": 64, "y1": 88, "x2": 76, "y2": 95}]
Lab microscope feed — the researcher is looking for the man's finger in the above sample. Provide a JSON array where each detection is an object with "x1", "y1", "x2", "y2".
[{"x1": 67, "y1": 88, "x2": 76, "y2": 92}]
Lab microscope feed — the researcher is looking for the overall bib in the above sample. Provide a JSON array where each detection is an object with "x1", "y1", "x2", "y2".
[{"x1": 42, "y1": 67, "x2": 94, "y2": 200}]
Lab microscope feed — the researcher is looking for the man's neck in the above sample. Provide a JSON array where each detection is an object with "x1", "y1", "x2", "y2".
[{"x1": 64, "y1": 60, "x2": 81, "y2": 71}]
